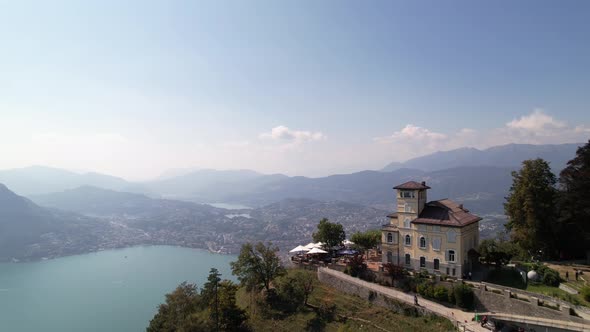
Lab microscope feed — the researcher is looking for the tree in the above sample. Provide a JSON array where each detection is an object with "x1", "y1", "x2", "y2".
[
  {"x1": 274, "y1": 272, "x2": 310, "y2": 312},
  {"x1": 312, "y1": 218, "x2": 345, "y2": 251},
  {"x1": 215, "y1": 280, "x2": 248, "y2": 331},
  {"x1": 383, "y1": 263, "x2": 405, "y2": 286},
  {"x1": 230, "y1": 242, "x2": 286, "y2": 292},
  {"x1": 557, "y1": 140, "x2": 590, "y2": 257},
  {"x1": 350, "y1": 230, "x2": 381, "y2": 256},
  {"x1": 504, "y1": 158, "x2": 558, "y2": 258},
  {"x1": 147, "y1": 282, "x2": 208, "y2": 332},
  {"x1": 478, "y1": 239, "x2": 513, "y2": 267},
  {"x1": 201, "y1": 268, "x2": 222, "y2": 331}
]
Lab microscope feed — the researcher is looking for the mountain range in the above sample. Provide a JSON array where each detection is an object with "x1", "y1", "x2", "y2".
[{"x1": 381, "y1": 143, "x2": 580, "y2": 173}]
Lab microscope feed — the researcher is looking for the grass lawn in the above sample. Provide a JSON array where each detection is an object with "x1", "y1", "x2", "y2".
[
  {"x1": 236, "y1": 269, "x2": 455, "y2": 332},
  {"x1": 526, "y1": 284, "x2": 590, "y2": 307}
]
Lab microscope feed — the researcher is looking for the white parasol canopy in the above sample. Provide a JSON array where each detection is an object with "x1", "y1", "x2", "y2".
[
  {"x1": 343, "y1": 239, "x2": 355, "y2": 246},
  {"x1": 307, "y1": 247, "x2": 328, "y2": 254},
  {"x1": 289, "y1": 245, "x2": 309, "y2": 253}
]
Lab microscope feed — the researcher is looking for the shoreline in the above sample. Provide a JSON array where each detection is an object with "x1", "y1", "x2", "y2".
[{"x1": 1, "y1": 244, "x2": 233, "y2": 264}]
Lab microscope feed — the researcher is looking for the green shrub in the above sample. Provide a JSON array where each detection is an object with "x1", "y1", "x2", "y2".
[
  {"x1": 433, "y1": 286, "x2": 449, "y2": 302},
  {"x1": 416, "y1": 281, "x2": 435, "y2": 299},
  {"x1": 453, "y1": 283, "x2": 475, "y2": 309},
  {"x1": 448, "y1": 286, "x2": 456, "y2": 304},
  {"x1": 542, "y1": 269, "x2": 561, "y2": 287},
  {"x1": 581, "y1": 287, "x2": 590, "y2": 302}
]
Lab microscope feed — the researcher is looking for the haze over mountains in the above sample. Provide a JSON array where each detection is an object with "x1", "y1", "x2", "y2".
[
  {"x1": 381, "y1": 143, "x2": 580, "y2": 172},
  {"x1": 0, "y1": 142, "x2": 584, "y2": 261}
]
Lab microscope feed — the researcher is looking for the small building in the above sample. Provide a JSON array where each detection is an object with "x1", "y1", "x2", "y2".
[{"x1": 381, "y1": 181, "x2": 481, "y2": 277}]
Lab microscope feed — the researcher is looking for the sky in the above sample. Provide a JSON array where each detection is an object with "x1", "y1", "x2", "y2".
[{"x1": 1, "y1": 0, "x2": 589, "y2": 180}]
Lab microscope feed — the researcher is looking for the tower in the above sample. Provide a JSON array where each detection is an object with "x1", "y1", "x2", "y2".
[{"x1": 394, "y1": 181, "x2": 430, "y2": 229}]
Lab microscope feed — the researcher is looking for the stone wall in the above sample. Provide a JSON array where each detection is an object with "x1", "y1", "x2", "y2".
[{"x1": 317, "y1": 267, "x2": 433, "y2": 318}]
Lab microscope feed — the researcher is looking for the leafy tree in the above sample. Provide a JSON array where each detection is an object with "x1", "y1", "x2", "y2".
[
  {"x1": 350, "y1": 229, "x2": 381, "y2": 255},
  {"x1": 274, "y1": 274, "x2": 307, "y2": 312},
  {"x1": 147, "y1": 282, "x2": 208, "y2": 332},
  {"x1": 383, "y1": 263, "x2": 405, "y2": 286},
  {"x1": 230, "y1": 242, "x2": 286, "y2": 292},
  {"x1": 505, "y1": 158, "x2": 558, "y2": 258},
  {"x1": 345, "y1": 254, "x2": 367, "y2": 278},
  {"x1": 478, "y1": 239, "x2": 513, "y2": 267},
  {"x1": 557, "y1": 140, "x2": 590, "y2": 257},
  {"x1": 312, "y1": 218, "x2": 345, "y2": 251}
]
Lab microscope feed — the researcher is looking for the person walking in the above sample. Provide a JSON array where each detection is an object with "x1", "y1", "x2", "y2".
[
  {"x1": 566, "y1": 271, "x2": 569, "y2": 280},
  {"x1": 414, "y1": 294, "x2": 419, "y2": 306}
]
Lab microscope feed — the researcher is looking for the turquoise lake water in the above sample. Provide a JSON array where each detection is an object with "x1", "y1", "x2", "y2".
[{"x1": 0, "y1": 246, "x2": 236, "y2": 332}]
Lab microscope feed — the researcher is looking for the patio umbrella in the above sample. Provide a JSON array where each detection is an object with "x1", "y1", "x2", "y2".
[
  {"x1": 343, "y1": 239, "x2": 355, "y2": 246},
  {"x1": 303, "y1": 242, "x2": 317, "y2": 250},
  {"x1": 289, "y1": 245, "x2": 309, "y2": 253},
  {"x1": 307, "y1": 247, "x2": 328, "y2": 254},
  {"x1": 337, "y1": 249, "x2": 358, "y2": 256}
]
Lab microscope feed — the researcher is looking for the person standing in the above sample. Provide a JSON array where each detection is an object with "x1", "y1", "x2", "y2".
[
  {"x1": 414, "y1": 294, "x2": 419, "y2": 306},
  {"x1": 566, "y1": 271, "x2": 569, "y2": 280}
]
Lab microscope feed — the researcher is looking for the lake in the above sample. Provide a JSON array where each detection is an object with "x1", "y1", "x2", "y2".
[{"x1": 0, "y1": 246, "x2": 237, "y2": 332}]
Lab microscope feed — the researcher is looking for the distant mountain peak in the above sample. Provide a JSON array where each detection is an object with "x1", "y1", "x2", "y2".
[{"x1": 381, "y1": 142, "x2": 582, "y2": 173}]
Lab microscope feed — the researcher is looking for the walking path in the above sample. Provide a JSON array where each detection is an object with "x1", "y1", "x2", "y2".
[
  {"x1": 319, "y1": 268, "x2": 589, "y2": 332},
  {"x1": 319, "y1": 268, "x2": 487, "y2": 332}
]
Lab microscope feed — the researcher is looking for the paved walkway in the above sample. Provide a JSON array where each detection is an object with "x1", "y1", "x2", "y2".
[
  {"x1": 319, "y1": 268, "x2": 590, "y2": 332},
  {"x1": 319, "y1": 268, "x2": 487, "y2": 332}
]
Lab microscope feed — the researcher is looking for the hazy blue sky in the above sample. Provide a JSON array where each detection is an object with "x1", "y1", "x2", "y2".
[{"x1": 1, "y1": 0, "x2": 589, "y2": 179}]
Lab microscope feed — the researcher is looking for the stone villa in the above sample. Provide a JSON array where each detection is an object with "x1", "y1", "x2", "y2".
[{"x1": 381, "y1": 181, "x2": 481, "y2": 277}]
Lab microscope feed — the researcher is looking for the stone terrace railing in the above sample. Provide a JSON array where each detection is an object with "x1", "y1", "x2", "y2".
[{"x1": 464, "y1": 280, "x2": 590, "y2": 321}]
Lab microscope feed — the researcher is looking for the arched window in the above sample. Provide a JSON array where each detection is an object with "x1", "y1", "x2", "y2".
[
  {"x1": 387, "y1": 232, "x2": 393, "y2": 243},
  {"x1": 405, "y1": 254, "x2": 411, "y2": 265},
  {"x1": 420, "y1": 257, "x2": 426, "y2": 268},
  {"x1": 405, "y1": 234, "x2": 411, "y2": 246},
  {"x1": 404, "y1": 203, "x2": 411, "y2": 212},
  {"x1": 403, "y1": 218, "x2": 411, "y2": 228},
  {"x1": 434, "y1": 259, "x2": 440, "y2": 270},
  {"x1": 419, "y1": 236, "x2": 426, "y2": 249}
]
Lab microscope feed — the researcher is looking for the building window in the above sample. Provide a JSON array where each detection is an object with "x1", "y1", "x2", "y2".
[
  {"x1": 418, "y1": 224, "x2": 426, "y2": 231},
  {"x1": 433, "y1": 225, "x2": 441, "y2": 232},
  {"x1": 448, "y1": 250, "x2": 456, "y2": 262},
  {"x1": 419, "y1": 236, "x2": 426, "y2": 249},
  {"x1": 434, "y1": 259, "x2": 440, "y2": 270},
  {"x1": 446, "y1": 267, "x2": 450, "y2": 275},
  {"x1": 404, "y1": 203, "x2": 412, "y2": 212},
  {"x1": 432, "y1": 237, "x2": 441, "y2": 251},
  {"x1": 403, "y1": 218, "x2": 411, "y2": 228},
  {"x1": 400, "y1": 190, "x2": 415, "y2": 198},
  {"x1": 452, "y1": 268, "x2": 456, "y2": 276},
  {"x1": 404, "y1": 234, "x2": 411, "y2": 246},
  {"x1": 387, "y1": 251, "x2": 393, "y2": 263},
  {"x1": 447, "y1": 230, "x2": 457, "y2": 243},
  {"x1": 387, "y1": 232, "x2": 393, "y2": 243},
  {"x1": 405, "y1": 254, "x2": 411, "y2": 265},
  {"x1": 420, "y1": 257, "x2": 426, "y2": 268}
]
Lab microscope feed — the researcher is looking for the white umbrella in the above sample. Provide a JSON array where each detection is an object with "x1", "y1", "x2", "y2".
[
  {"x1": 289, "y1": 245, "x2": 309, "y2": 253},
  {"x1": 343, "y1": 239, "x2": 354, "y2": 246},
  {"x1": 304, "y1": 242, "x2": 317, "y2": 249},
  {"x1": 308, "y1": 247, "x2": 328, "y2": 254}
]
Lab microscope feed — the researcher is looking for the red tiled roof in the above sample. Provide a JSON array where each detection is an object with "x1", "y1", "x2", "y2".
[
  {"x1": 393, "y1": 181, "x2": 431, "y2": 190},
  {"x1": 411, "y1": 199, "x2": 481, "y2": 227}
]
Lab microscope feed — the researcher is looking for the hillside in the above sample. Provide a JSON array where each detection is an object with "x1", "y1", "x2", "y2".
[
  {"x1": 0, "y1": 166, "x2": 143, "y2": 196},
  {"x1": 235, "y1": 270, "x2": 454, "y2": 332},
  {"x1": 382, "y1": 143, "x2": 581, "y2": 173},
  {"x1": 0, "y1": 184, "x2": 147, "y2": 261}
]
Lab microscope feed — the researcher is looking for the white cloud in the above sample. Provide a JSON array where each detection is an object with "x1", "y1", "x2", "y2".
[
  {"x1": 259, "y1": 125, "x2": 326, "y2": 144},
  {"x1": 373, "y1": 109, "x2": 589, "y2": 166}
]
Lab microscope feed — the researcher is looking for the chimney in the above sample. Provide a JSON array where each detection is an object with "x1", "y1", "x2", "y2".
[
  {"x1": 421, "y1": 181, "x2": 426, "y2": 186},
  {"x1": 459, "y1": 204, "x2": 464, "y2": 210}
]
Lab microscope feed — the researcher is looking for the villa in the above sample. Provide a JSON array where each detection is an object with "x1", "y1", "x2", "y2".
[{"x1": 381, "y1": 181, "x2": 481, "y2": 277}]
